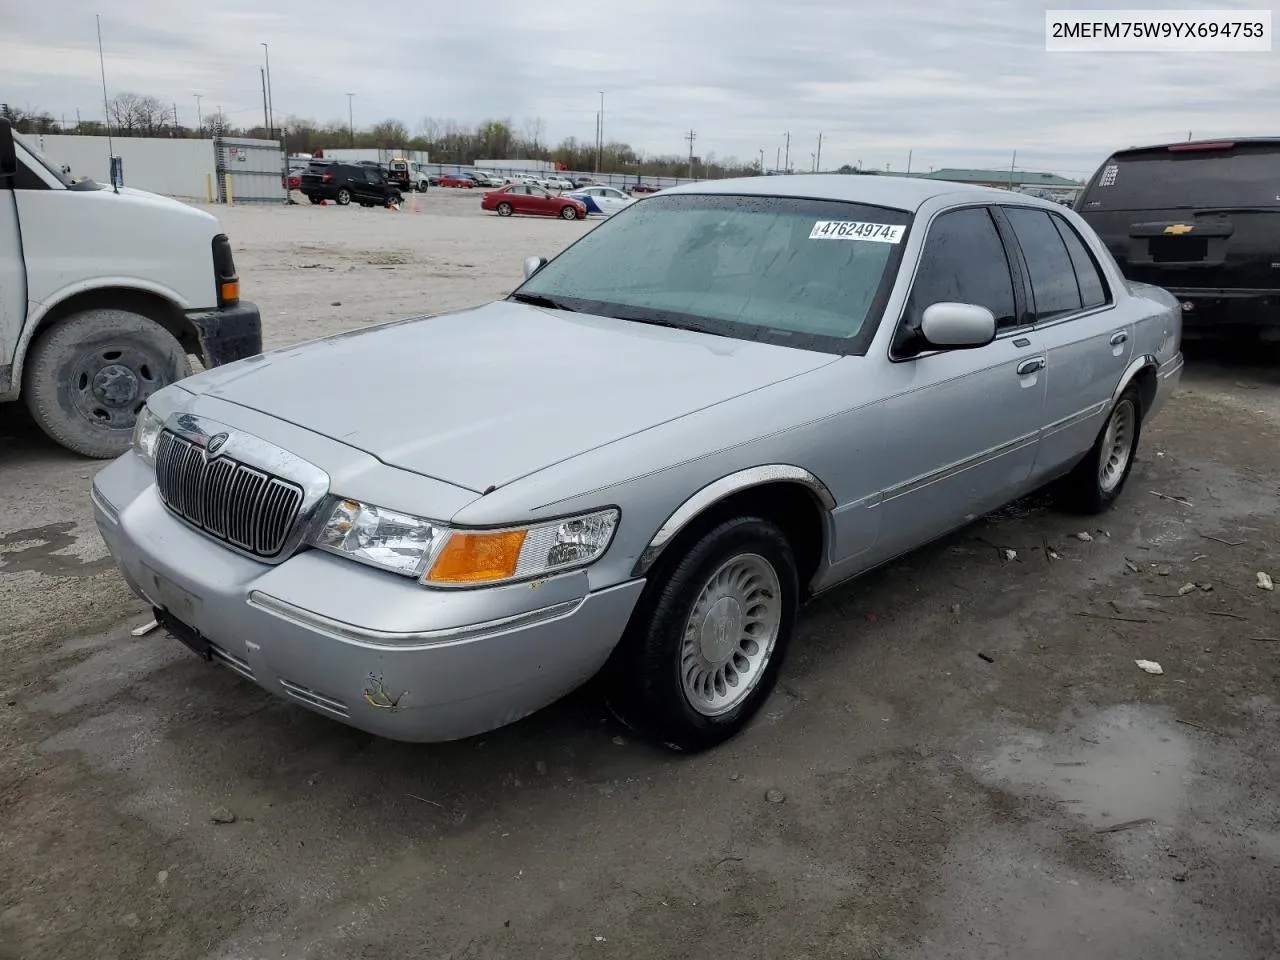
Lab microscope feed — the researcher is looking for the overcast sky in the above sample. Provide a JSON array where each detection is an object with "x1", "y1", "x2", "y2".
[{"x1": 1, "y1": 0, "x2": 1274, "y2": 179}]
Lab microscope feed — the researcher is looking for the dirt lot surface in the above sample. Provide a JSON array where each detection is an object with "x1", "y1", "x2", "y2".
[{"x1": 1, "y1": 191, "x2": 1278, "y2": 960}]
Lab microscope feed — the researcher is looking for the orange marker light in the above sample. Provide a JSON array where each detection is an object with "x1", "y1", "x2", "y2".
[
  {"x1": 220, "y1": 280, "x2": 240, "y2": 303},
  {"x1": 426, "y1": 530, "x2": 527, "y2": 583}
]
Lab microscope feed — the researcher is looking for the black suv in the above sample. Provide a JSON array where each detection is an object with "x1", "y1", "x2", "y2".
[
  {"x1": 1075, "y1": 138, "x2": 1280, "y2": 342},
  {"x1": 299, "y1": 161, "x2": 404, "y2": 207}
]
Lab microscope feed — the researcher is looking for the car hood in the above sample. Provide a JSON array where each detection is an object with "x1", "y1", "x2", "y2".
[{"x1": 180, "y1": 300, "x2": 836, "y2": 492}]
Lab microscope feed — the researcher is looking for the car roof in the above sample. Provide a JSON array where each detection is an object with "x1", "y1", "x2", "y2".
[
  {"x1": 1109, "y1": 136, "x2": 1280, "y2": 158},
  {"x1": 660, "y1": 173, "x2": 1029, "y2": 213}
]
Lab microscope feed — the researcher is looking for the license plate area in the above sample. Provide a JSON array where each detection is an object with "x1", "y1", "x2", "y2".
[
  {"x1": 155, "y1": 607, "x2": 212, "y2": 660},
  {"x1": 138, "y1": 564, "x2": 211, "y2": 660}
]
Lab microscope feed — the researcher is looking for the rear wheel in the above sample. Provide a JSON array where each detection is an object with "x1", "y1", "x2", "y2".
[
  {"x1": 496, "y1": 202, "x2": 513, "y2": 217},
  {"x1": 605, "y1": 516, "x2": 798, "y2": 752},
  {"x1": 1058, "y1": 384, "x2": 1143, "y2": 514},
  {"x1": 24, "y1": 308, "x2": 191, "y2": 458},
  {"x1": 336, "y1": 188, "x2": 351, "y2": 205},
  {"x1": 560, "y1": 205, "x2": 579, "y2": 220},
  {"x1": 308, "y1": 195, "x2": 321, "y2": 205}
]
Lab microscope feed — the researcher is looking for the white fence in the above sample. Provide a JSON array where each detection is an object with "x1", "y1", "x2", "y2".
[{"x1": 29, "y1": 134, "x2": 217, "y2": 199}]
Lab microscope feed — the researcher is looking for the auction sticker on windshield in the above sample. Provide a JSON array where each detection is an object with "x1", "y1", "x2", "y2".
[{"x1": 809, "y1": 221, "x2": 905, "y2": 242}]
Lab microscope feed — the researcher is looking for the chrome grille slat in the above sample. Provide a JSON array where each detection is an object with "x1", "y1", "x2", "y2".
[{"x1": 154, "y1": 429, "x2": 303, "y2": 559}]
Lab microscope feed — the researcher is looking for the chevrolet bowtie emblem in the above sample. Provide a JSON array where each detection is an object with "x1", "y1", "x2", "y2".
[{"x1": 1163, "y1": 224, "x2": 1193, "y2": 235}]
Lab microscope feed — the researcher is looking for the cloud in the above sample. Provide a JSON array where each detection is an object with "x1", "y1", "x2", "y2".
[{"x1": 1, "y1": 0, "x2": 1274, "y2": 178}]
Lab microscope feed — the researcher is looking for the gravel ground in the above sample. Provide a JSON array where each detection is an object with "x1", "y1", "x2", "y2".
[{"x1": 1, "y1": 191, "x2": 1278, "y2": 960}]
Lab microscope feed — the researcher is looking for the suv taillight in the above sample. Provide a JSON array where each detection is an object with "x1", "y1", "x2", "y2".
[
  {"x1": 322, "y1": 172, "x2": 333, "y2": 182},
  {"x1": 212, "y1": 234, "x2": 239, "y2": 306}
]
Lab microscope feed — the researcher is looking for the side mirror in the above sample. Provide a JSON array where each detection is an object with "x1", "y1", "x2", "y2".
[
  {"x1": 0, "y1": 118, "x2": 17, "y2": 178},
  {"x1": 920, "y1": 302, "x2": 997, "y2": 349},
  {"x1": 523, "y1": 255, "x2": 547, "y2": 279}
]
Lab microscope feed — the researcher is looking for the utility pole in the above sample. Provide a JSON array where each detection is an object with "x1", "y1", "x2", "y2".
[
  {"x1": 685, "y1": 128, "x2": 696, "y2": 179},
  {"x1": 598, "y1": 90, "x2": 604, "y2": 173},
  {"x1": 172, "y1": 102, "x2": 179, "y2": 136},
  {"x1": 759, "y1": 148, "x2": 764, "y2": 173},
  {"x1": 784, "y1": 131, "x2": 790, "y2": 172},
  {"x1": 194, "y1": 94, "x2": 202, "y2": 136},
  {"x1": 906, "y1": 149, "x2": 912, "y2": 175},
  {"x1": 75, "y1": 107, "x2": 81, "y2": 133},
  {"x1": 261, "y1": 68, "x2": 269, "y2": 133},
  {"x1": 594, "y1": 111, "x2": 600, "y2": 173},
  {"x1": 816, "y1": 132, "x2": 822, "y2": 172},
  {"x1": 261, "y1": 43, "x2": 274, "y2": 139},
  {"x1": 1008, "y1": 149, "x2": 1016, "y2": 187},
  {"x1": 775, "y1": 147, "x2": 780, "y2": 173},
  {"x1": 346, "y1": 93, "x2": 354, "y2": 147}
]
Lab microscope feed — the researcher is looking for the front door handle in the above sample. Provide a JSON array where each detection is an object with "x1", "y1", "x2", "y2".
[
  {"x1": 1110, "y1": 331, "x2": 1129, "y2": 346},
  {"x1": 1017, "y1": 357, "x2": 1046, "y2": 376}
]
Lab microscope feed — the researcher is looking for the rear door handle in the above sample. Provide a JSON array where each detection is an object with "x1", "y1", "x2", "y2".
[
  {"x1": 1017, "y1": 357, "x2": 1046, "y2": 376},
  {"x1": 1110, "y1": 331, "x2": 1129, "y2": 346}
]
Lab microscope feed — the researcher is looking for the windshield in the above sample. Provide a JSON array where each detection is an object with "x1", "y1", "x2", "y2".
[
  {"x1": 512, "y1": 193, "x2": 910, "y2": 352},
  {"x1": 13, "y1": 130, "x2": 81, "y2": 187},
  {"x1": 1081, "y1": 145, "x2": 1280, "y2": 211}
]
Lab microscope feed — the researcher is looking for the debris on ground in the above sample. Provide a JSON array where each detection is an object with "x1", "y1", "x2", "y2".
[
  {"x1": 210, "y1": 806, "x2": 237, "y2": 824},
  {"x1": 612, "y1": 735, "x2": 627, "y2": 746},
  {"x1": 765, "y1": 789, "x2": 786, "y2": 804},
  {"x1": 1257, "y1": 572, "x2": 1274, "y2": 591},
  {"x1": 1075, "y1": 532, "x2": 1094, "y2": 542},
  {"x1": 1155, "y1": 564, "x2": 1173, "y2": 577},
  {"x1": 1135, "y1": 660, "x2": 1164, "y2": 675},
  {"x1": 534, "y1": 760, "x2": 547, "y2": 776},
  {"x1": 978, "y1": 652, "x2": 995, "y2": 663},
  {"x1": 1198, "y1": 583, "x2": 1213, "y2": 592},
  {"x1": 130, "y1": 619, "x2": 159, "y2": 637},
  {"x1": 1125, "y1": 559, "x2": 1141, "y2": 573},
  {"x1": 1096, "y1": 817, "x2": 1156, "y2": 834},
  {"x1": 1149, "y1": 491, "x2": 1193, "y2": 507},
  {"x1": 1177, "y1": 583, "x2": 1197, "y2": 596},
  {"x1": 1002, "y1": 549, "x2": 1017, "y2": 562}
]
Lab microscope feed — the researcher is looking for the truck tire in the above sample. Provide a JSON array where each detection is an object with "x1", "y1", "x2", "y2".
[{"x1": 23, "y1": 308, "x2": 192, "y2": 459}]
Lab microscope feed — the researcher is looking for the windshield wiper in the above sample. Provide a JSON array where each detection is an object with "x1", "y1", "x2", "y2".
[{"x1": 509, "y1": 292, "x2": 577, "y2": 312}]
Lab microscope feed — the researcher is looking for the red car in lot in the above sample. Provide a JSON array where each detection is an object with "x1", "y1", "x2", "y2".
[
  {"x1": 439, "y1": 173, "x2": 477, "y2": 188},
  {"x1": 481, "y1": 184, "x2": 588, "y2": 220}
]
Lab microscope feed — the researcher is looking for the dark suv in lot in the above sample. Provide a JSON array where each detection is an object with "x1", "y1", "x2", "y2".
[
  {"x1": 299, "y1": 161, "x2": 403, "y2": 207},
  {"x1": 1075, "y1": 138, "x2": 1280, "y2": 342}
]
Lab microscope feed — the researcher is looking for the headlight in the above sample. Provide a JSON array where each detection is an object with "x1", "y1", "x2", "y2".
[
  {"x1": 311, "y1": 499, "x2": 446, "y2": 577},
  {"x1": 423, "y1": 508, "x2": 619, "y2": 587},
  {"x1": 132, "y1": 406, "x2": 163, "y2": 466},
  {"x1": 308, "y1": 499, "x2": 619, "y2": 586}
]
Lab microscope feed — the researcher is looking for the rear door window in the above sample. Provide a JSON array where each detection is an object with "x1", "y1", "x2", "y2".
[
  {"x1": 1003, "y1": 207, "x2": 1082, "y2": 321},
  {"x1": 1081, "y1": 145, "x2": 1280, "y2": 212}
]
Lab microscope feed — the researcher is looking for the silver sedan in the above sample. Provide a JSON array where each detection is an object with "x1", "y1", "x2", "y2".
[{"x1": 91, "y1": 175, "x2": 1184, "y2": 751}]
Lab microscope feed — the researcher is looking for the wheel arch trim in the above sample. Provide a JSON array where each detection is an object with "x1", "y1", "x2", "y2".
[
  {"x1": 1111, "y1": 353, "x2": 1159, "y2": 409},
  {"x1": 632, "y1": 465, "x2": 837, "y2": 577}
]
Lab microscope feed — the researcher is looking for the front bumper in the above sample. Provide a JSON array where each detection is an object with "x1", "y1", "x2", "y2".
[
  {"x1": 185, "y1": 301, "x2": 263, "y2": 368},
  {"x1": 91, "y1": 453, "x2": 645, "y2": 742}
]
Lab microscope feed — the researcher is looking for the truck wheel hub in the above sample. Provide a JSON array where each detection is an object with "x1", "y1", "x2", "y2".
[{"x1": 92, "y1": 363, "x2": 140, "y2": 406}]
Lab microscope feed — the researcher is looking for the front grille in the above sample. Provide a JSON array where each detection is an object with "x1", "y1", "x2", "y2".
[{"x1": 155, "y1": 430, "x2": 304, "y2": 558}]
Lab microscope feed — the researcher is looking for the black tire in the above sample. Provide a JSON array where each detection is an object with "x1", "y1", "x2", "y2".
[
  {"x1": 496, "y1": 202, "x2": 513, "y2": 217},
  {"x1": 335, "y1": 188, "x2": 351, "y2": 205},
  {"x1": 1058, "y1": 384, "x2": 1143, "y2": 514},
  {"x1": 560, "y1": 205, "x2": 578, "y2": 220},
  {"x1": 604, "y1": 516, "x2": 799, "y2": 752},
  {"x1": 308, "y1": 195, "x2": 321, "y2": 205},
  {"x1": 23, "y1": 308, "x2": 192, "y2": 459}
]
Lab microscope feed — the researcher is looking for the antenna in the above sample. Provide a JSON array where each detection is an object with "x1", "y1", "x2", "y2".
[{"x1": 96, "y1": 14, "x2": 117, "y2": 192}]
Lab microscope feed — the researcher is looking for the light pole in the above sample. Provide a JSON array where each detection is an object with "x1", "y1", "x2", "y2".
[
  {"x1": 261, "y1": 43, "x2": 274, "y2": 139},
  {"x1": 598, "y1": 90, "x2": 604, "y2": 173},
  {"x1": 759, "y1": 148, "x2": 764, "y2": 173},
  {"x1": 346, "y1": 93, "x2": 354, "y2": 146},
  {"x1": 194, "y1": 94, "x2": 202, "y2": 136}
]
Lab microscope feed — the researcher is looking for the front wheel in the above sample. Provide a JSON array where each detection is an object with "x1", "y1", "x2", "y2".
[
  {"x1": 23, "y1": 308, "x2": 192, "y2": 458},
  {"x1": 605, "y1": 516, "x2": 799, "y2": 752},
  {"x1": 560, "y1": 205, "x2": 579, "y2": 220},
  {"x1": 1058, "y1": 384, "x2": 1143, "y2": 514},
  {"x1": 496, "y1": 202, "x2": 513, "y2": 217},
  {"x1": 335, "y1": 188, "x2": 351, "y2": 205}
]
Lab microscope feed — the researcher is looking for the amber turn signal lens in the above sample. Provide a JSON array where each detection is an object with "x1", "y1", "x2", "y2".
[
  {"x1": 220, "y1": 280, "x2": 240, "y2": 303},
  {"x1": 426, "y1": 530, "x2": 527, "y2": 583}
]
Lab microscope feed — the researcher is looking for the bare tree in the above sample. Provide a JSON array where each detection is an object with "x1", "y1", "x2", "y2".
[{"x1": 520, "y1": 117, "x2": 545, "y2": 156}]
